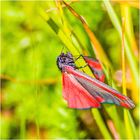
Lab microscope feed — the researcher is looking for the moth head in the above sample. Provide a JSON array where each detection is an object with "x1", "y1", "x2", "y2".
[{"x1": 56, "y1": 52, "x2": 76, "y2": 71}]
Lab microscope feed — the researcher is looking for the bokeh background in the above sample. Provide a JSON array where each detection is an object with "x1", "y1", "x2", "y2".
[{"x1": 1, "y1": 0, "x2": 139, "y2": 139}]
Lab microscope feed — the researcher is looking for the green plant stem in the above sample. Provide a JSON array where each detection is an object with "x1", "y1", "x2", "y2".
[
  {"x1": 105, "y1": 106, "x2": 125, "y2": 138},
  {"x1": 20, "y1": 116, "x2": 26, "y2": 139},
  {"x1": 124, "y1": 109, "x2": 137, "y2": 138},
  {"x1": 121, "y1": 17, "x2": 137, "y2": 139},
  {"x1": 121, "y1": 5, "x2": 138, "y2": 58},
  {"x1": 36, "y1": 119, "x2": 40, "y2": 139},
  {"x1": 31, "y1": 34, "x2": 40, "y2": 139},
  {"x1": 91, "y1": 109, "x2": 112, "y2": 139},
  {"x1": 103, "y1": 0, "x2": 138, "y2": 87}
]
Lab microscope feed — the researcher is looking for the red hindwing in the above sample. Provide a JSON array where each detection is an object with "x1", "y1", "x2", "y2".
[{"x1": 83, "y1": 56, "x2": 105, "y2": 82}]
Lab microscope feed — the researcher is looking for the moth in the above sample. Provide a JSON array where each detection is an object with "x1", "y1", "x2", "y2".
[{"x1": 57, "y1": 52, "x2": 135, "y2": 109}]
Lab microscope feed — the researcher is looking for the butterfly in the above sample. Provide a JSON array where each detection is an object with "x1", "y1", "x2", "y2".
[{"x1": 57, "y1": 52, "x2": 135, "y2": 109}]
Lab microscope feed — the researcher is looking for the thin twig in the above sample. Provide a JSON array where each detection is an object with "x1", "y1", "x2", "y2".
[
  {"x1": 46, "y1": 0, "x2": 79, "y2": 13},
  {"x1": 0, "y1": 74, "x2": 57, "y2": 85}
]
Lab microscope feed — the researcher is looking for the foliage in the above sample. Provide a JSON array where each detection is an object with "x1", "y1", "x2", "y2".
[{"x1": 1, "y1": 1, "x2": 139, "y2": 139}]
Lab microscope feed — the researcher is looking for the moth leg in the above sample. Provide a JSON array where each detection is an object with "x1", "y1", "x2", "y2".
[
  {"x1": 74, "y1": 55, "x2": 88, "y2": 69},
  {"x1": 77, "y1": 64, "x2": 88, "y2": 69},
  {"x1": 74, "y1": 54, "x2": 83, "y2": 61}
]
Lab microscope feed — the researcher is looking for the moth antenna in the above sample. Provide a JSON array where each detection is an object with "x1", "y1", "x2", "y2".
[
  {"x1": 60, "y1": 46, "x2": 70, "y2": 54},
  {"x1": 60, "y1": 46, "x2": 65, "y2": 53}
]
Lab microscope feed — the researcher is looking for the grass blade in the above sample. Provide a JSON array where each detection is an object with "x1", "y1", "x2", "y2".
[
  {"x1": 121, "y1": 5, "x2": 138, "y2": 57},
  {"x1": 121, "y1": 4, "x2": 139, "y2": 104},
  {"x1": 20, "y1": 116, "x2": 26, "y2": 139},
  {"x1": 122, "y1": 17, "x2": 137, "y2": 139},
  {"x1": 103, "y1": 0, "x2": 138, "y2": 88},
  {"x1": 91, "y1": 109, "x2": 112, "y2": 139}
]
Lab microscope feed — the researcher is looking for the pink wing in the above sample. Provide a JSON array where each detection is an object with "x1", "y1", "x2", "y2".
[
  {"x1": 62, "y1": 66, "x2": 135, "y2": 109},
  {"x1": 62, "y1": 72, "x2": 101, "y2": 109}
]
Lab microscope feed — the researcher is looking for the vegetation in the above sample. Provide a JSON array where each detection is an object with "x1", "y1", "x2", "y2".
[{"x1": 1, "y1": 1, "x2": 139, "y2": 139}]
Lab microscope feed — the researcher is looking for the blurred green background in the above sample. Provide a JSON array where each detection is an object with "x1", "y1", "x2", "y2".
[{"x1": 1, "y1": 0, "x2": 139, "y2": 139}]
